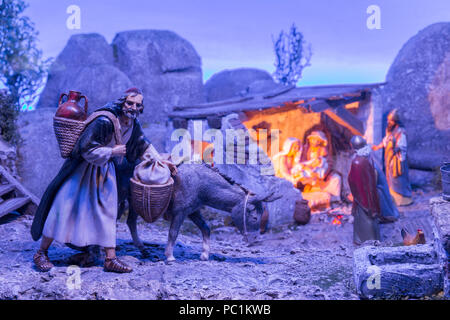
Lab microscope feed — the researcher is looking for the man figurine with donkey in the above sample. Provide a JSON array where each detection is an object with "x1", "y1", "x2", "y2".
[{"x1": 31, "y1": 87, "x2": 176, "y2": 273}]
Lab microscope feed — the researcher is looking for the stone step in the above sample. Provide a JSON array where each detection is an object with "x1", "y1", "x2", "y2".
[
  {"x1": 0, "y1": 197, "x2": 30, "y2": 218},
  {"x1": 0, "y1": 184, "x2": 15, "y2": 197},
  {"x1": 353, "y1": 244, "x2": 443, "y2": 299}
]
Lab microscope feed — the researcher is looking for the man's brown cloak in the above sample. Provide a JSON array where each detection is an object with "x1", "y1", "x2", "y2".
[{"x1": 348, "y1": 154, "x2": 381, "y2": 244}]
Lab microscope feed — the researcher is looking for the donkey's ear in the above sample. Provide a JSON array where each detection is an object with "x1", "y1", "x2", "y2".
[
  {"x1": 248, "y1": 193, "x2": 266, "y2": 204},
  {"x1": 249, "y1": 191, "x2": 282, "y2": 204},
  {"x1": 262, "y1": 193, "x2": 283, "y2": 203}
]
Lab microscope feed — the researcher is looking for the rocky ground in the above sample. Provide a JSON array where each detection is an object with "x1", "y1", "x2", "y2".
[{"x1": 0, "y1": 188, "x2": 443, "y2": 300}]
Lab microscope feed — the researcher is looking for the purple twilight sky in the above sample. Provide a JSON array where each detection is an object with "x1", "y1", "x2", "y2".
[{"x1": 26, "y1": 0, "x2": 450, "y2": 85}]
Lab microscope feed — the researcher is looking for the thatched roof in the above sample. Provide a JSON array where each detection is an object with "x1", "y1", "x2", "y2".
[
  {"x1": 170, "y1": 82, "x2": 384, "y2": 117},
  {"x1": 169, "y1": 82, "x2": 385, "y2": 136}
]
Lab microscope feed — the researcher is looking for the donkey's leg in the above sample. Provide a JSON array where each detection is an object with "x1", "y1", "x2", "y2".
[
  {"x1": 126, "y1": 204, "x2": 145, "y2": 252},
  {"x1": 188, "y1": 211, "x2": 211, "y2": 261},
  {"x1": 165, "y1": 211, "x2": 185, "y2": 262}
]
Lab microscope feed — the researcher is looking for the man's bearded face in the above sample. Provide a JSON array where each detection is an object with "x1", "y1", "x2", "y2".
[
  {"x1": 122, "y1": 94, "x2": 143, "y2": 120},
  {"x1": 387, "y1": 114, "x2": 397, "y2": 132}
]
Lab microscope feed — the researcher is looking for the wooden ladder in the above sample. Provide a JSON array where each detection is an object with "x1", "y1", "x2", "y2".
[{"x1": 0, "y1": 165, "x2": 39, "y2": 219}]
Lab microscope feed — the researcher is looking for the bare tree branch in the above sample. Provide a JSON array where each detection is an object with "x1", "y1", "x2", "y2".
[{"x1": 272, "y1": 23, "x2": 312, "y2": 86}]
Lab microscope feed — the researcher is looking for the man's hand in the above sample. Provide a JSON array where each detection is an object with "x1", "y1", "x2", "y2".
[
  {"x1": 371, "y1": 143, "x2": 383, "y2": 151},
  {"x1": 112, "y1": 145, "x2": 126, "y2": 157}
]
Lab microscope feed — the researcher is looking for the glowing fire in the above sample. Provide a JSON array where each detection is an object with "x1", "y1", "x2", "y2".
[{"x1": 331, "y1": 214, "x2": 343, "y2": 226}]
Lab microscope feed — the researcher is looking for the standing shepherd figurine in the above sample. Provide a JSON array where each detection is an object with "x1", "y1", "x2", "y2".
[
  {"x1": 372, "y1": 109, "x2": 412, "y2": 206},
  {"x1": 31, "y1": 87, "x2": 176, "y2": 273},
  {"x1": 348, "y1": 136, "x2": 381, "y2": 245}
]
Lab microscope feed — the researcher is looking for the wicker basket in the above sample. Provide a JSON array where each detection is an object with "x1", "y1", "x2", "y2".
[
  {"x1": 53, "y1": 116, "x2": 86, "y2": 158},
  {"x1": 130, "y1": 177, "x2": 174, "y2": 223},
  {"x1": 53, "y1": 111, "x2": 122, "y2": 159}
]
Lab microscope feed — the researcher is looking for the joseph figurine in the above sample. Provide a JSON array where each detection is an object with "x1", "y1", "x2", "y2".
[
  {"x1": 31, "y1": 87, "x2": 175, "y2": 273},
  {"x1": 372, "y1": 109, "x2": 412, "y2": 206}
]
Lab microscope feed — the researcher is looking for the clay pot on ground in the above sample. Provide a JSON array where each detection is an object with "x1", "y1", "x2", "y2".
[{"x1": 294, "y1": 198, "x2": 311, "y2": 225}]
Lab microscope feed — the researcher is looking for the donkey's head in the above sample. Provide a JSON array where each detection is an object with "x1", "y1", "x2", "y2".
[{"x1": 230, "y1": 191, "x2": 282, "y2": 233}]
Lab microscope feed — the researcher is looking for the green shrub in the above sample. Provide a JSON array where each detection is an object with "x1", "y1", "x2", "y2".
[
  {"x1": 0, "y1": 90, "x2": 20, "y2": 144},
  {"x1": 0, "y1": 0, "x2": 51, "y2": 144}
]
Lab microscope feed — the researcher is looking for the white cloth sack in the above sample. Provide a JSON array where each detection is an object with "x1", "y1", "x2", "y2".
[{"x1": 133, "y1": 152, "x2": 171, "y2": 185}]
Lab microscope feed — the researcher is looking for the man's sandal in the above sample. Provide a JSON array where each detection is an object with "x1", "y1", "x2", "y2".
[
  {"x1": 104, "y1": 257, "x2": 133, "y2": 273},
  {"x1": 33, "y1": 249, "x2": 54, "y2": 272}
]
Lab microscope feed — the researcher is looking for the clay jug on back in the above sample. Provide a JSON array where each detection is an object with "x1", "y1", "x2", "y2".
[{"x1": 55, "y1": 90, "x2": 88, "y2": 121}]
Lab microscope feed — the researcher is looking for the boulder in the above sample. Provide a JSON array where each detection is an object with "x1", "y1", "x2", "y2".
[
  {"x1": 247, "y1": 79, "x2": 285, "y2": 96},
  {"x1": 409, "y1": 168, "x2": 437, "y2": 188},
  {"x1": 38, "y1": 33, "x2": 131, "y2": 110},
  {"x1": 381, "y1": 23, "x2": 450, "y2": 170},
  {"x1": 205, "y1": 68, "x2": 275, "y2": 102},
  {"x1": 16, "y1": 108, "x2": 64, "y2": 198},
  {"x1": 111, "y1": 30, "x2": 205, "y2": 124},
  {"x1": 59, "y1": 64, "x2": 132, "y2": 109},
  {"x1": 51, "y1": 33, "x2": 114, "y2": 67}
]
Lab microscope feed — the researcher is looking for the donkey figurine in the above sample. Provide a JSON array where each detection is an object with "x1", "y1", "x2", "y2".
[{"x1": 122, "y1": 163, "x2": 279, "y2": 262}]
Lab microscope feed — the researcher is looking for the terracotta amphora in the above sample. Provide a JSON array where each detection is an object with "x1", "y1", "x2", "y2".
[{"x1": 55, "y1": 90, "x2": 88, "y2": 121}]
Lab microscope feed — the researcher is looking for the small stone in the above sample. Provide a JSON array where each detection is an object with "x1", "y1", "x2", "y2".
[{"x1": 265, "y1": 291, "x2": 279, "y2": 299}]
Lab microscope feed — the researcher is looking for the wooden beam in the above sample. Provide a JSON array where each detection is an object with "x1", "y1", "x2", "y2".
[
  {"x1": 0, "y1": 197, "x2": 30, "y2": 218},
  {"x1": 324, "y1": 106, "x2": 364, "y2": 136},
  {"x1": 173, "y1": 96, "x2": 254, "y2": 111},
  {"x1": 169, "y1": 99, "x2": 297, "y2": 119},
  {"x1": 263, "y1": 85, "x2": 296, "y2": 99},
  {"x1": 0, "y1": 165, "x2": 40, "y2": 207},
  {"x1": 306, "y1": 100, "x2": 331, "y2": 113}
]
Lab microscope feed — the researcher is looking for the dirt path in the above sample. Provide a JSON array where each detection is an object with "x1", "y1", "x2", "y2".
[{"x1": 0, "y1": 189, "x2": 439, "y2": 300}]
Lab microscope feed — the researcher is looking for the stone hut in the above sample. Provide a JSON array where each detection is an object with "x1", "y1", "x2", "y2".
[{"x1": 168, "y1": 82, "x2": 385, "y2": 197}]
